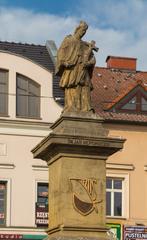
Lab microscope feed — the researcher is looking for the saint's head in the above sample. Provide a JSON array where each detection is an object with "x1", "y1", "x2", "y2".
[{"x1": 74, "y1": 21, "x2": 88, "y2": 39}]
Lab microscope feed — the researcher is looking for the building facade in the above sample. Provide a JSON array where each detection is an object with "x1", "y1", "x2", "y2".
[
  {"x1": 92, "y1": 56, "x2": 147, "y2": 239},
  {"x1": 0, "y1": 40, "x2": 147, "y2": 240},
  {"x1": 0, "y1": 41, "x2": 62, "y2": 239}
]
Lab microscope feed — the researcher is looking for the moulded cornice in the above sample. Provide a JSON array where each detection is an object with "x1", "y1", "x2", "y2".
[
  {"x1": 0, "y1": 118, "x2": 51, "y2": 137},
  {"x1": 106, "y1": 163, "x2": 135, "y2": 170}
]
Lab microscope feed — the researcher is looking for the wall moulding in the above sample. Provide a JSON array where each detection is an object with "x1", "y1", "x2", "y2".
[
  {"x1": 32, "y1": 165, "x2": 48, "y2": 171},
  {"x1": 0, "y1": 163, "x2": 15, "y2": 169},
  {"x1": 106, "y1": 163, "x2": 134, "y2": 170}
]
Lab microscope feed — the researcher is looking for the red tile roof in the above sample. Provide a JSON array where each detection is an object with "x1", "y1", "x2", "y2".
[
  {"x1": 91, "y1": 67, "x2": 147, "y2": 124},
  {"x1": 105, "y1": 80, "x2": 147, "y2": 110}
]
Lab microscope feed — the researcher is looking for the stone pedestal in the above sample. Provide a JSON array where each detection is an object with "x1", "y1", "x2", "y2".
[{"x1": 32, "y1": 112, "x2": 125, "y2": 240}]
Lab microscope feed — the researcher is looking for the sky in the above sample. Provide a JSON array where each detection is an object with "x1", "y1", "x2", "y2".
[{"x1": 0, "y1": 0, "x2": 147, "y2": 70}]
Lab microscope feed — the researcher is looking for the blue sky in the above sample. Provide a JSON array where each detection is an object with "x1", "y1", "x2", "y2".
[
  {"x1": 0, "y1": 0, "x2": 79, "y2": 15},
  {"x1": 0, "y1": 0, "x2": 147, "y2": 70}
]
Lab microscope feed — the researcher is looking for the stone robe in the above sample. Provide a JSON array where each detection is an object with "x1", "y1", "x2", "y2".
[{"x1": 56, "y1": 35, "x2": 96, "y2": 112}]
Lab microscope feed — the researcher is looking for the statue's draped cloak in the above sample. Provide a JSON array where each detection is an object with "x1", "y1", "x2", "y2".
[{"x1": 56, "y1": 35, "x2": 94, "y2": 89}]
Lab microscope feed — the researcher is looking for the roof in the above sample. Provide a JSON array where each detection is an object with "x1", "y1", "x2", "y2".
[
  {"x1": 0, "y1": 41, "x2": 54, "y2": 71},
  {"x1": 1, "y1": 40, "x2": 146, "y2": 123},
  {"x1": 92, "y1": 67, "x2": 147, "y2": 124},
  {"x1": 105, "y1": 80, "x2": 147, "y2": 110},
  {"x1": 0, "y1": 41, "x2": 64, "y2": 105}
]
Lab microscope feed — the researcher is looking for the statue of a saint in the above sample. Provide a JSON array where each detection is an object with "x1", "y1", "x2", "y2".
[{"x1": 55, "y1": 21, "x2": 98, "y2": 112}]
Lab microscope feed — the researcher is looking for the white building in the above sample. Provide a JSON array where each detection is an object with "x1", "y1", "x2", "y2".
[{"x1": 0, "y1": 41, "x2": 62, "y2": 240}]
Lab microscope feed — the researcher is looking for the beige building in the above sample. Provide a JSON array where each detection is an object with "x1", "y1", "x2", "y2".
[{"x1": 0, "y1": 41, "x2": 62, "y2": 239}]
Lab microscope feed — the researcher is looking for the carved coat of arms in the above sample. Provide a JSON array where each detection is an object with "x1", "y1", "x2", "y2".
[{"x1": 70, "y1": 178, "x2": 102, "y2": 216}]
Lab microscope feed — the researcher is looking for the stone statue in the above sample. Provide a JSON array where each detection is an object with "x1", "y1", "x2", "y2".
[{"x1": 55, "y1": 21, "x2": 98, "y2": 112}]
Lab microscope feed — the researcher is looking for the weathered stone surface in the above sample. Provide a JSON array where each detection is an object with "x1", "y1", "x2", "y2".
[
  {"x1": 32, "y1": 113, "x2": 124, "y2": 162},
  {"x1": 32, "y1": 113, "x2": 125, "y2": 240},
  {"x1": 55, "y1": 21, "x2": 98, "y2": 113},
  {"x1": 47, "y1": 236, "x2": 111, "y2": 240},
  {"x1": 44, "y1": 236, "x2": 113, "y2": 240},
  {"x1": 50, "y1": 112, "x2": 108, "y2": 137}
]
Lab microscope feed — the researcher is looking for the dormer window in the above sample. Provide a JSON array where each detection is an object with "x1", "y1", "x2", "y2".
[
  {"x1": 108, "y1": 85, "x2": 147, "y2": 114},
  {"x1": 16, "y1": 74, "x2": 40, "y2": 119},
  {"x1": 121, "y1": 96, "x2": 136, "y2": 111},
  {"x1": 0, "y1": 70, "x2": 8, "y2": 116}
]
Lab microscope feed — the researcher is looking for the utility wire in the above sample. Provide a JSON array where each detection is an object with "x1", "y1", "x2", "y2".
[
  {"x1": 0, "y1": 92, "x2": 62, "y2": 99},
  {"x1": 0, "y1": 93, "x2": 147, "y2": 106}
]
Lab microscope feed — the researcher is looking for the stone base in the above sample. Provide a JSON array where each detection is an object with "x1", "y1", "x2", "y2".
[
  {"x1": 50, "y1": 111, "x2": 108, "y2": 137},
  {"x1": 45, "y1": 225, "x2": 115, "y2": 240},
  {"x1": 32, "y1": 112, "x2": 124, "y2": 240},
  {"x1": 44, "y1": 235, "x2": 115, "y2": 240}
]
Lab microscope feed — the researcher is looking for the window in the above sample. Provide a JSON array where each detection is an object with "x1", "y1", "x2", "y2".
[
  {"x1": 106, "y1": 178, "x2": 123, "y2": 217},
  {"x1": 16, "y1": 74, "x2": 40, "y2": 118},
  {"x1": 121, "y1": 96, "x2": 136, "y2": 110},
  {"x1": 111, "y1": 85, "x2": 147, "y2": 114},
  {"x1": 37, "y1": 183, "x2": 48, "y2": 204},
  {"x1": 106, "y1": 174, "x2": 129, "y2": 219},
  {"x1": 141, "y1": 97, "x2": 147, "y2": 111},
  {"x1": 0, "y1": 181, "x2": 7, "y2": 226},
  {"x1": 0, "y1": 70, "x2": 8, "y2": 116},
  {"x1": 36, "y1": 182, "x2": 48, "y2": 227},
  {"x1": 120, "y1": 92, "x2": 147, "y2": 113}
]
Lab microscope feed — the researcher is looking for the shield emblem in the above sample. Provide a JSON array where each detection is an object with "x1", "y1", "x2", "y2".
[{"x1": 70, "y1": 178, "x2": 102, "y2": 216}]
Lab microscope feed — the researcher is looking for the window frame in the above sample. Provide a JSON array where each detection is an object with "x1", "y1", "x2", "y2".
[
  {"x1": 111, "y1": 86, "x2": 147, "y2": 114},
  {"x1": 0, "y1": 69, "x2": 9, "y2": 117},
  {"x1": 106, "y1": 173, "x2": 129, "y2": 219},
  {"x1": 16, "y1": 73, "x2": 41, "y2": 119},
  {"x1": 35, "y1": 180, "x2": 49, "y2": 228},
  {"x1": 37, "y1": 182, "x2": 48, "y2": 205},
  {"x1": 0, "y1": 179, "x2": 11, "y2": 227}
]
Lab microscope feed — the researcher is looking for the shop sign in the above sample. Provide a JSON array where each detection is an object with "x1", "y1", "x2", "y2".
[
  {"x1": 35, "y1": 202, "x2": 48, "y2": 226},
  {"x1": 0, "y1": 234, "x2": 46, "y2": 240},
  {"x1": 123, "y1": 226, "x2": 147, "y2": 240},
  {"x1": 107, "y1": 223, "x2": 121, "y2": 240},
  {"x1": 0, "y1": 234, "x2": 23, "y2": 239}
]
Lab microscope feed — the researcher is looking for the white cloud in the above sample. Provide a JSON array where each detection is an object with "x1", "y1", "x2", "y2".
[
  {"x1": 0, "y1": 8, "x2": 78, "y2": 44},
  {"x1": 0, "y1": 5, "x2": 147, "y2": 70}
]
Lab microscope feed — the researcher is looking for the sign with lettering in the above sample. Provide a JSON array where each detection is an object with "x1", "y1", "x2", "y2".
[
  {"x1": 123, "y1": 226, "x2": 147, "y2": 240},
  {"x1": 68, "y1": 138, "x2": 110, "y2": 147},
  {"x1": 35, "y1": 203, "x2": 48, "y2": 226},
  {"x1": 0, "y1": 234, "x2": 46, "y2": 240},
  {"x1": 0, "y1": 234, "x2": 23, "y2": 239}
]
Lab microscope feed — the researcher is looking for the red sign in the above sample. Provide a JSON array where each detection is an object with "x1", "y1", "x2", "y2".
[
  {"x1": 35, "y1": 203, "x2": 48, "y2": 226},
  {"x1": 0, "y1": 234, "x2": 23, "y2": 239},
  {"x1": 123, "y1": 226, "x2": 147, "y2": 240}
]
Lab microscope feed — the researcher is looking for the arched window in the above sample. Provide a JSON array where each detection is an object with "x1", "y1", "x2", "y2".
[
  {"x1": 16, "y1": 74, "x2": 40, "y2": 118},
  {"x1": 0, "y1": 70, "x2": 8, "y2": 116}
]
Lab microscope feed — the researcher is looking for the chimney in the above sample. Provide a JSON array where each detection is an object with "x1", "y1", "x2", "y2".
[{"x1": 106, "y1": 56, "x2": 137, "y2": 71}]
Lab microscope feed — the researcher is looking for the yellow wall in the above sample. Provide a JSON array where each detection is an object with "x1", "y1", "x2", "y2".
[{"x1": 105, "y1": 123, "x2": 147, "y2": 225}]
